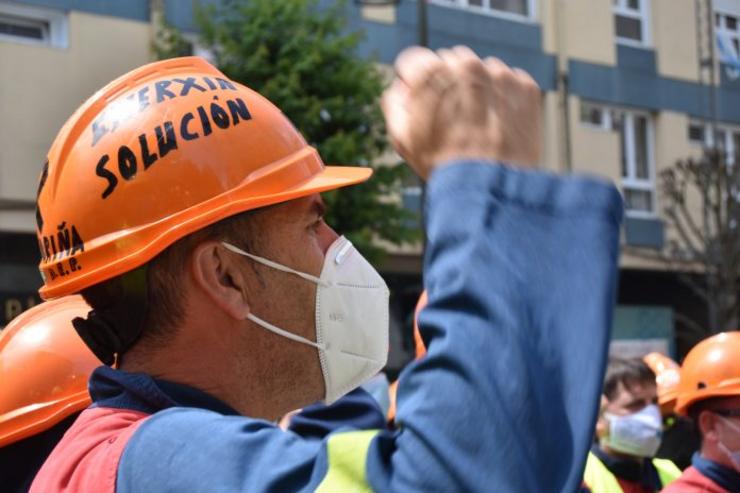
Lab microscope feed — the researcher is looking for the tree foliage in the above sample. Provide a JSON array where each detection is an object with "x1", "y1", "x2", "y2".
[{"x1": 155, "y1": 0, "x2": 417, "y2": 261}]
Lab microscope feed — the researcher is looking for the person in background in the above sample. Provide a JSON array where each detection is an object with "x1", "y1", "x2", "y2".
[
  {"x1": 643, "y1": 352, "x2": 700, "y2": 470},
  {"x1": 0, "y1": 297, "x2": 99, "y2": 492},
  {"x1": 663, "y1": 331, "x2": 740, "y2": 493},
  {"x1": 582, "y1": 357, "x2": 681, "y2": 493}
]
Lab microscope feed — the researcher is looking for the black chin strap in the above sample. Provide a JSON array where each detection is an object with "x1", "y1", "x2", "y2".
[
  {"x1": 72, "y1": 267, "x2": 148, "y2": 366},
  {"x1": 72, "y1": 311, "x2": 130, "y2": 366}
]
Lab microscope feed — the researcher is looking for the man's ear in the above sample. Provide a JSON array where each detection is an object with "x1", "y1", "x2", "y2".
[
  {"x1": 190, "y1": 241, "x2": 250, "y2": 320},
  {"x1": 596, "y1": 394, "x2": 609, "y2": 438},
  {"x1": 698, "y1": 410, "x2": 719, "y2": 443}
]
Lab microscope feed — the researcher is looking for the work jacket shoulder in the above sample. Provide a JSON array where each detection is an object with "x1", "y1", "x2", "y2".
[
  {"x1": 662, "y1": 467, "x2": 730, "y2": 493},
  {"x1": 30, "y1": 406, "x2": 149, "y2": 493}
]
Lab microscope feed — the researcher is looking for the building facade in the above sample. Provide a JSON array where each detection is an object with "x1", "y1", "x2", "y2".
[{"x1": 0, "y1": 0, "x2": 737, "y2": 367}]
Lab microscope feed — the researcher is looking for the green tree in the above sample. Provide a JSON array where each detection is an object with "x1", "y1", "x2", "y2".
[{"x1": 155, "y1": 0, "x2": 417, "y2": 260}]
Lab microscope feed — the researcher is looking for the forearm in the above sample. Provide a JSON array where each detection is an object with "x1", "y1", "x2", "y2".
[{"x1": 380, "y1": 161, "x2": 623, "y2": 492}]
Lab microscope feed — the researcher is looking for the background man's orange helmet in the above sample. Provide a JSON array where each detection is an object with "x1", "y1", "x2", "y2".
[
  {"x1": 643, "y1": 352, "x2": 680, "y2": 415},
  {"x1": 0, "y1": 296, "x2": 100, "y2": 447},
  {"x1": 36, "y1": 56, "x2": 371, "y2": 299},
  {"x1": 412, "y1": 290, "x2": 428, "y2": 359},
  {"x1": 674, "y1": 331, "x2": 740, "y2": 416},
  {"x1": 388, "y1": 291, "x2": 428, "y2": 423}
]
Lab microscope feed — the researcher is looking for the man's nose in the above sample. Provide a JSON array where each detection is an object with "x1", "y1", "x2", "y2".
[{"x1": 318, "y1": 222, "x2": 340, "y2": 255}]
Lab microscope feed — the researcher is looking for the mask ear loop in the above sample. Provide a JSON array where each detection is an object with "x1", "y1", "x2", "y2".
[
  {"x1": 221, "y1": 242, "x2": 328, "y2": 286},
  {"x1": 246, "y1": 313, "x2": 327, "y2": 351}
]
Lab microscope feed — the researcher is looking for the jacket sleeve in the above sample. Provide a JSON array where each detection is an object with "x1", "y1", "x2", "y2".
[
  {"x1": 287, "y1": 387, "x2": 386, "y2": 439},
  {"x1": 116, "y1": 161, "x2": 623, "y2": 493}
]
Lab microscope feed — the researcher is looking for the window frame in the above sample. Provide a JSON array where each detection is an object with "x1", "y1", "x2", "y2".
[
  {"x1": 620, "y1": 109, "x2": 657, "y2": 218},
  {"x1": 0, "y1": 2, "x2": 67, "y2": 49},
  {"x1": 688, "y1": 120, "x2": 740, "y2": 165},
  {"x1": 580, "y1": 101, "x2": 657, "y2": 218},
  {"x1": 716, "y1": 9, "x2": 740, "y2": 64},
  {"x1": 613, "y1": 0, "x2": 652, "y2": 48},
  {"x1": 429, "y1": 0, "x2": 537, "y2": 23}
]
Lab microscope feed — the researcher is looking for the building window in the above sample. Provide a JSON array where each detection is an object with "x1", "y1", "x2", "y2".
[
  {"x1": 613, "y1": 0, "x2": 650, "y2": 46},
  {"x1": 716, "y1": 8, "x2": 740, "y2": 64},
  {"x1": 688, "y1": 120, "x2": 740, "y2": 164},
  {"x1": 580, "y1": 102, "x2": 608, "y2": 129},
  {"x1": 616, "y1": 110, "x2": 655, "y2": 216},
  {"x1": 431, "y1": 0, "x2": 535, "y2": 21},
  {"x1": 688, "y1": 121, "x2": 706, "y2": 144},
  {"x1": 581, "y1": 102, "x2": 656, "y2": 216},
  {"x1": 0, "y1": 3, "x2": 67, "y2": 48}
]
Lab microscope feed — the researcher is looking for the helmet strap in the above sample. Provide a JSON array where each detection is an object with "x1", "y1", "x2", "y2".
[{"x1": 72, "y1": 266, "x2": 149, "y2": 366}]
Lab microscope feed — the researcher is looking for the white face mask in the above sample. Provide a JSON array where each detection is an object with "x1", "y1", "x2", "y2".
[
  {"x1": 601, "y1": 404, "x2": 663, "y2": 458},
  {"x1": 716, "y1": 414, "x2": 740, "y2": 472},
  {"x1": 222, "y1": 236, "x2": 390, "y2": 405}
]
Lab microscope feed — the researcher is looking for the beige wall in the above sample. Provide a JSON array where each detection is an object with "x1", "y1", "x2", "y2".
[
  {"x1": 541, "y1": 91, "x2": 562, "y2": 172},
  {"x1": 652, "y1": 0, "x2": 700, "y2": 81},
  {"x1": 0, "y1": 11, "x2": 152, "y2": 232},
  {"x1": 361, "y1": 4, "x2": 396, "y2": 24},
  {"x1": 568, "y1": 96, "x2": 621, "y2": 181},
  {"x1": 542, "y1": 0, "x2": 615, "y2": 65}
]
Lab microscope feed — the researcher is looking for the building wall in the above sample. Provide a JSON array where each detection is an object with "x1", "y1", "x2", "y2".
[
  {"x1": 653, "y1": 0, "x2": 699, "y2": 81},
  {"x1": 554, "y1": 0, "x2": 615, "y2": 65},
  {"x1": 0, "y1": 8, "x2": 152, "y2": 233},
  {"x1": 569, "y1": 96, "x2": 621, "y2": 182}
]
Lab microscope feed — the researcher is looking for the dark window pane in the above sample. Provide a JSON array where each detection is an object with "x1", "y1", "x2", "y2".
[
  {"x1": 634, "y1": 116, "x2": 649, "y2": 179},
  {"x1": 616, "y1": 15, "x2": 642, "y2": 41},
  {"x1": 580, "y1": 104, "x2": 603, "y2": 126},
  {"x1": 716, "y1": 130, "x2": 727, "y2": 150},
  {"x1": 469, "y1": 0, "x2": 484, "y2": 6},
  {"x1": 0, "y1": 19, "x2": 45, "y2": 40},
  {"x1": 728, "y1": 16, "x2": 738, "y2": 31},
  {"x1": 688, "y1": 123, "x2": 705, "y2": 143},
  {"x1": 625, "y1": 189, "x2": 653, "y2": 212},
  {"x1": 628, "y1": 0, "x2": 640, "y2": 10},
  {"x1": 489, "y1": 0, "x2": 528, "y2": 15},
  {"x1": 612, "y1": 112, "x2": 627, "y2": 177},
  {"x1": 717, "y1": 13, "x2": 722, "y2": 27}
]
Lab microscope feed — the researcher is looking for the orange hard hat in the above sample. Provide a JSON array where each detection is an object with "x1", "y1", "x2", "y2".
[
  {"x1": 0, "y1": 296, "x2": 100, "y2": 447},
  {"x1": 36, "y1": 56, "x2": 372, "y2": 299},
  {"x1": 643, "y1": 352, "x2": 680, "y2": 415},
  {"x1": 412, "y1": 290, "x2": 428, "y2": 359},
  {"x1": 674, "y1": 331, "x2": 740, "y2": 416}
]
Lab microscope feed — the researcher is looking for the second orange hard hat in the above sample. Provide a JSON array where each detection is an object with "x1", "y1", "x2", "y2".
[
  {"x1": 643, "y1": 352, "x2": 680, "y2": 415},
  {"x1": 0, "y1": 296, "x2": 100, "y2": 447}
]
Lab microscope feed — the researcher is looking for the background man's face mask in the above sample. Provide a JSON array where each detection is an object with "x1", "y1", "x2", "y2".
[
  {"x1": 601, "y1": 404, "x2": 663, "y2": 457},
  {"x1": 716, "y1": 414, "x2": 740, "y2": 472},
  {"x1": 223, "y1": 236, "x2": 390, "y2": 404}
]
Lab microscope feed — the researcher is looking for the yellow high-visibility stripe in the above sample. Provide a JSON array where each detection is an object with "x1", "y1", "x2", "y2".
[{"x1": 316, "y1": 429, "x2": 379, "y2": 493}]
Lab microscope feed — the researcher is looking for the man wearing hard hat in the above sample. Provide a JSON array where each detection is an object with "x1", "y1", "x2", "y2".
[
  {"x1": 31, "y1": 46, "x2": 623, "y2": 492},
  {"x1": 663, "y1": 332, "x2": 740, "y2": 493}
]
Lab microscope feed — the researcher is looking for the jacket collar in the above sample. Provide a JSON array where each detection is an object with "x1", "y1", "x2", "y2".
[{"x1": 89, "y1": 365, "x2": 239, "y2": 416}]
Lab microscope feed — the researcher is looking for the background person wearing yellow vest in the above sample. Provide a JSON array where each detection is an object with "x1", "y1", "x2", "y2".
[
  {"x1": 663, "y1": 332, "x2": 740, "y2": 493},
  {"x1": 583, "y1": 357, "x2": 681, "y2": 493}
]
